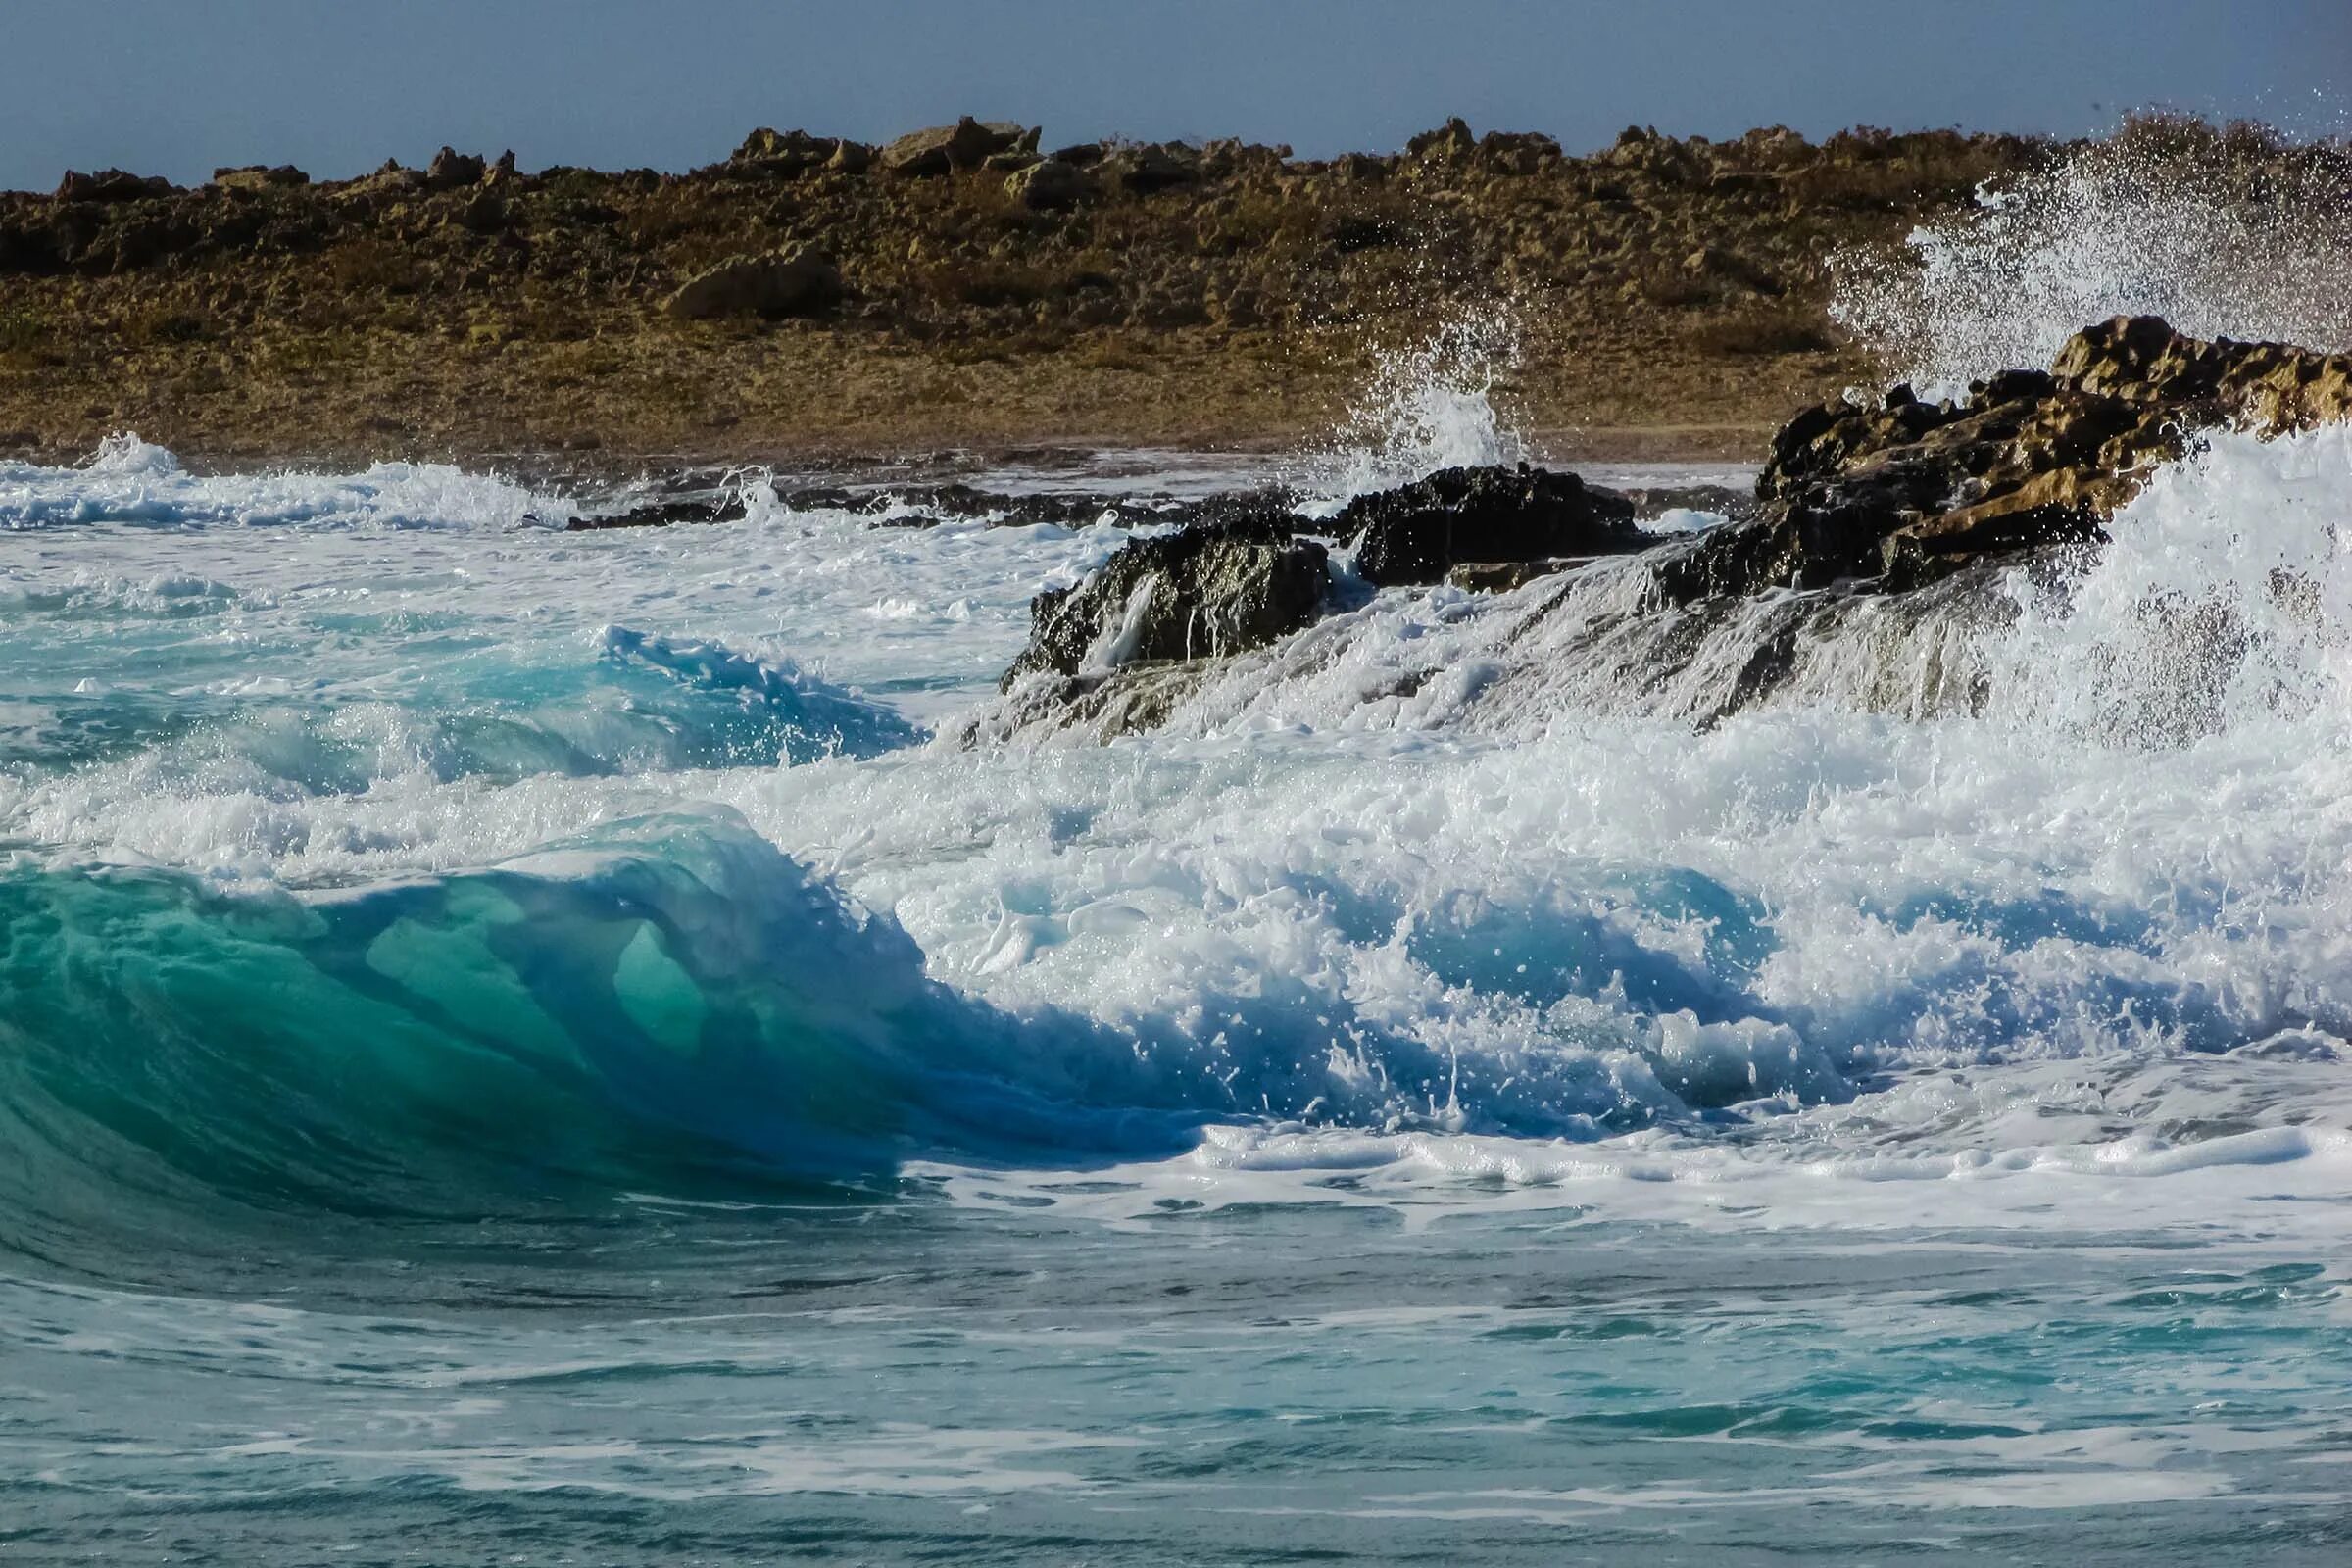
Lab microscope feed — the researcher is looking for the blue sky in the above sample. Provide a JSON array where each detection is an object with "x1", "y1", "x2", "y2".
[{"x1": 5, "y1": 0, "x2": 2342, "y2": 191}]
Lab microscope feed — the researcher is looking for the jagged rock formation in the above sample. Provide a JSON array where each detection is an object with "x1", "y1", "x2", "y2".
[
  {"x1": 973, "y1": 318, "x2": 2352, "y2": 743},
  {"x1": 1657, "y1": 316, "x2": 2352, "y2": 601},
  {"x1": 1337, "y1": 464, "x2": 1649, "y2": 585},
  {"x1": 975, "y1": 464, "x2": 1670, "y2": 739},
  {"x1": 1003, "y1": 514, "x2": 1329, "y2": 685}
]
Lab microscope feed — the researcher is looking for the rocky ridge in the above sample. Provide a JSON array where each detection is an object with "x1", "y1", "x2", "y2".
[{"x1": 0, "y1": 116, "x2": 2086, "y2": 461}]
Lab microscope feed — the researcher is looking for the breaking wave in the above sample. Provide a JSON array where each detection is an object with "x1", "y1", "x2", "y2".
[{"x1": 1, "y1": 434, "x2": 565, "y2": 531}]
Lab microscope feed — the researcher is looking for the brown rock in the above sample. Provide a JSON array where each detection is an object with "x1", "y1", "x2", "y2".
[
  {"x1": 453, "y1": 187, "x2": 511, "y2": 234},
  {"x1": 1004, "y1": 158, "x2": 1094, "y2": 211},
  {"x1": 1407, "y1": 119, "x2": 1477, "y2": 161},
  {"x1": 1102, "y1": 142, "x2": 1200, "y2": 193},
  {"x1": 730, "y1": 127, "x2": 855, "y2": 178},
  {"x1": 1661, "y1": 317, "x2": 2352, "y2": 601},
  {"x1": 663, "y1": 247, "x2": 844, "y2": 319},
  {"x1": 881, "y1": 118, "x2": 1036, "y2": 176},
  {"x1": 1477, "y1": 130, "x2": 1563, "y2": 175},
  {"x1": 211, "y1": 165, "x2": 309, "y2": 191}
]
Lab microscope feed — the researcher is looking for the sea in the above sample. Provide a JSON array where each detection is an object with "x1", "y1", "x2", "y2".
[{"x1": 5, "y1": 166, "x2": 2352, "y2": 1564}]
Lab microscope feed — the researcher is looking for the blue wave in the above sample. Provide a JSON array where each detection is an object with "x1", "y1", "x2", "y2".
[
  {"x1": 0, "y1": 815, "x2": 1152, "y2": 1235},
  {"x1": 0, "y1": 809, "x2": 1834, "y2": 1262},
  {"x1": 601, "y1": 626, "x2": 925, "y2": 760}
]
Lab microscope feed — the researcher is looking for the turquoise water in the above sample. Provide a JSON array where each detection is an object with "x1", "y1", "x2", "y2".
[{"x1": 4, "y1": 438, "x2": 2352, "y2": 1563}]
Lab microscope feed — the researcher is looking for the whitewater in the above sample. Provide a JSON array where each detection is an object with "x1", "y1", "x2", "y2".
[{"x1": 9, "y1": 233, "x2": 2352, "y2": 1563}]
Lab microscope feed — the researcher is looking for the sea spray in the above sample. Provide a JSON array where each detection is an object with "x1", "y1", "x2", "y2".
[
  {"x1": 1831, "y1": 120, "x2": 2352, "y2": 395},
  {"x1": 1296, "y1": 305, "x2": 1532, "y2": 507}
]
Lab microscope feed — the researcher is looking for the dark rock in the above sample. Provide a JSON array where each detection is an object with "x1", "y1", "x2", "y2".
[
  {"x1": 1002, "y1": 514, "x2": 1328, "y2": 686},
  {"x1": 850, "y1": 482, "x2": 1299, "y2": 531},
  {"x1": 663, "y1": 246, "x2": 843, "y2": 319},
  {"x1": 564, "y1": 491, "x2": 751, "y2": 530},
  {"x1": 1337, "y1": 464, "x2": 1648, "y2": 587},
  {"x1": 854, "y1": 482, "x2": 1119, "y2": 527},
  {"x1": 55, "y1": 169, "x2": 174, "y2": 203},
  {"x1": 424, "y1": 147, "x2": 487, "y2": 191},
  {"x1": 1659, "y1": 316, "x2": 2352, "y2": 602}
]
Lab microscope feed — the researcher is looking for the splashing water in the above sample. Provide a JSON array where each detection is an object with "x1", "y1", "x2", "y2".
[
  {"x1": 1832, "y1": 124, "x2": 2352, "y2": 395},
  {"x1": 1297, "y1": 307, "x2": 1531, "y2": 506},
  {"x1": 2, "y1": 430, "x2": 564, "y2": 531},
  {"x1": 12, "y1": 324, "x2": 2352, "y2": 1556}
]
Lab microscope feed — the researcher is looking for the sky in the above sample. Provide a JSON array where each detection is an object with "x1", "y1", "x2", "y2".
[{"x1": 4, "y1": 1, "x2": 2344, "y2": 192}]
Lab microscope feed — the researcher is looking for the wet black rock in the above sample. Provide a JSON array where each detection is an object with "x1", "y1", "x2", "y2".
[
  {"x1": 1002, "y1": 514, "x2": 1327, "y2": 687},
  {"x1": 564, "y1": 492, "x2": 749, "y2": 530},
  {"x1": 1336, "y1": 464, "x2": 1648, "y2": 586}
]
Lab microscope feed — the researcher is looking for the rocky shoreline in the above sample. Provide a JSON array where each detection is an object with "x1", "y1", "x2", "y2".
[{"x1": 957, "y1": 318, "x2": 2352, "y2": 741}]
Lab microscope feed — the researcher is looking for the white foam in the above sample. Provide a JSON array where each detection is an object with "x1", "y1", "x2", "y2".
[
  {"x1": 0, "y1": 434, "x2": 567, "y2": 532},
  {"x1": 14, "y1": 426, "x2": 2352, "y2": 1202}
]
